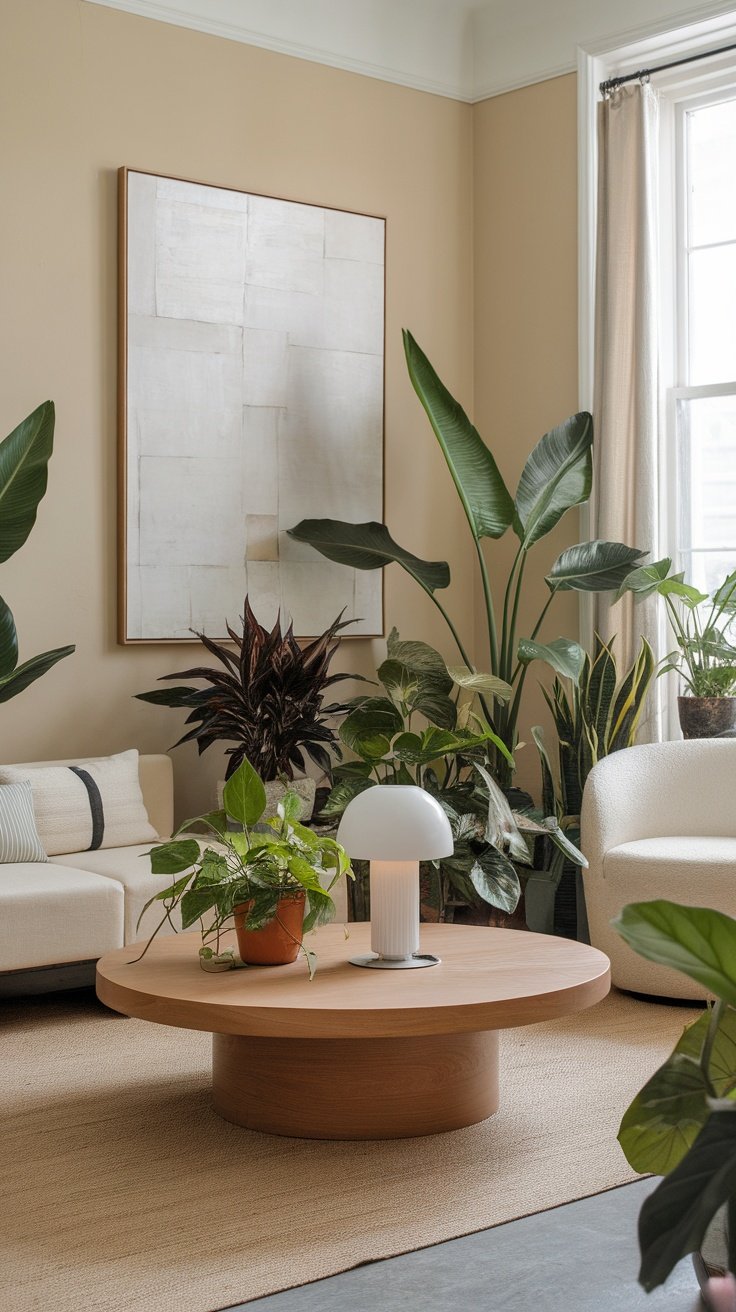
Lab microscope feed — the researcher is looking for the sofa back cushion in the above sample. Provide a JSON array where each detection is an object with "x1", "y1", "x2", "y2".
[
  {"x1": 0, "y1": 780, "x2": 47, "y2": 862},
  {"x1": 0, "y1": 750, "x2": 159, "y2": 856}
]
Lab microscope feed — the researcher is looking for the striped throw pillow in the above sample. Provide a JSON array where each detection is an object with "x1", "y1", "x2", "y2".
[
  {"x1": 0, "y1": 750, "x2": 158, "y2": 857},
  {"x1": 0, "y1": 780, "x2": 47, "y2": 862}
]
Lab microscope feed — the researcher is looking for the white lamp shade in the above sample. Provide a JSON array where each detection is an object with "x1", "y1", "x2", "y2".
[{"x1": 337, "y1": 785, "x2": 454, "y2": 861}]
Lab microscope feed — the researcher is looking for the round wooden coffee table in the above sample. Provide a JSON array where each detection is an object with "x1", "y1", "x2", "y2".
[{"x1": 96, "y1": 924, "x2": 609, "y2": 1140}]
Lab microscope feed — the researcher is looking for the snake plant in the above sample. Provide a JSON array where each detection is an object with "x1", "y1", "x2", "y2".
[
  {"x1": 523, "y1": 635, "x2": 655, "y2": 935},
  {"x1": 289, "y1": 330, "x2": 644, "y2": 783}
]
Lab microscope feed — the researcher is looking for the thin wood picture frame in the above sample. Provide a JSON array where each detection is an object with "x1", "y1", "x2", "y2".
[{"x1": 117, "y1": 166, "x2": 386, "y2": 644}]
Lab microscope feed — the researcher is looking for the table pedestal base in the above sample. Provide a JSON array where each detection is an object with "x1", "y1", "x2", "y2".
[{"x1": 212, "y1": 1030, "x2": 499, "y2": 1139}]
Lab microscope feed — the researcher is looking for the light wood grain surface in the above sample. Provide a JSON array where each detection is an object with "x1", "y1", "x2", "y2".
[{"x1": 96, "y1": 924, "x2": 610, "y2": 1039}]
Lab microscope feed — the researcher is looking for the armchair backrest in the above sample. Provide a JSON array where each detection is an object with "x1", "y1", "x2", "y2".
[{"x1": 581, "y1": 739, "x2": 736, "y2": 862}]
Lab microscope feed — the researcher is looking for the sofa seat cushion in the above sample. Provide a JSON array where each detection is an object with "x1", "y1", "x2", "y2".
[
  {"x1": 0, "y1": 864, "x2": 124, "y2": 972},
  {"x1": 50, "y1": 845, "x2": 190, "y2": 944},
  {"x1": 604, "y1": 836, "x2": 736, "y2": 903}
]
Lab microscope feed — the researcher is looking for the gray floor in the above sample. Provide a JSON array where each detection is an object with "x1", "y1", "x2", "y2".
[{"x1": 231, "y1": 1180, "x2": 702, "y2": 1312}]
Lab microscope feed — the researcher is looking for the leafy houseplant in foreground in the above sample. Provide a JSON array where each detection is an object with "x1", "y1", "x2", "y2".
[
  {"x1": 0, "y1": 402, "x2": 74, "y2": 701},
  {"x1": 136, "y1": 598, "x2": 356, "y2": 816},
  {"x1": 622, "y1": 561, "x2": 736, "y2": 738},
  {"x1": 525, "y1": 635, "x2": 655, "y2": 936},
  {"x1": 321, "y1": 629, "x2": 585, "y2": 924},
  {"x1": 613, "y1": 899, "x2": 736, "y2": 1292},
  {"x1": 290, "y1": 330, "x2": 644, "y2": 783},
  {"x1": 136, "y1": 756, "x2": 352, "y2": 977}
]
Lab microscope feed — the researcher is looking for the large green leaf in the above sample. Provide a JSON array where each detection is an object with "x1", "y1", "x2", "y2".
[
  {"x1": 288, "y1": 520, "x2": 450, "y2": 593},
  {"x1": 0, "y1": 401, "x2": 55, "y2": 564},
  {"x1": 517, "y1": 637, "x2": 586, "y2": 683},
  {"x1": 618, "y1": 1006, "x2": 736, "y2": 1176},
  {"x1": 319, "y1": 776, "x2": 376, "y2": 818},
  {"x1": 659, "y1": 578, "x2": 709, "y2": 608},
  {"x1": 403, "y1": 330, "x2": 514, "y2": 540},
  {"x1": 446, "y1": 666, "x2": 512, "y2": 702},
  {"x1": 546, "y1": 541, "x2": 646, "y2": 593},
  {"x1": 0, "y1": 643, "x2": 74, "y2": 704},
  {"x1": 513, "y1": 412, "x2": 593, "y2": 548},
  {"x1": 340, "y1": 698, "x2": 404, "y2": 759},
  {"x1": 712, "y1": 570, "x2": 736, "y2": 614},
  {"x1": 468, "y1": 848, "x2": 521, "y2": 913},
  {"x1": 618, "y1": 1052, "x2": 711, "y2": 1176},
  {"x1": 613, "y1": 901, "x2": 736, "y2": 1006},
  {"x1": 0, "y1": 595, "x2": 18, "y2": 678},
  {"x1": 638, "y1": 1108, "x2": 736, "y2": 1291},
  {"x1": 149, "y1": 838, "x2": 201, "y2": 876},
  {"x1": 617, "y1": 557, "x2": 672, "y2": 602},
  {"x1": 379, "y1": 630, "x2": 457, "y2": 728},
  {"x1": 222, "y1": 757, "x2": 267, "y2": 827}
]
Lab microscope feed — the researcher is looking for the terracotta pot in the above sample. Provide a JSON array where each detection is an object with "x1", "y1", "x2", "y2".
[
  {"x1": 234, "y1": 891, "x2": 306, "y2": 965},
  {"x1": 678, "y1": 696, "x2": 736, "y2": 739}
]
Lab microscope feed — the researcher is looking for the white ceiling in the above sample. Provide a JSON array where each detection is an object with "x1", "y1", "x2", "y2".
[{"x1": 85, "y1": 0, "x2": 736, "y2": 100}]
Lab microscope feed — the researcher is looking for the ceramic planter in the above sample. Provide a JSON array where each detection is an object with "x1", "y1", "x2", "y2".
[
  {"x1": 234, "y1": 891, "x2": 306, "y2": 965},
  {"x1": 677, "y1": 696, "x2": 736, "y2": 739}
]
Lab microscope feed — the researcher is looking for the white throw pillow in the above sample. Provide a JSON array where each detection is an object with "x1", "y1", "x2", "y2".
[{"x1": 0, "y1": 750, "x2": 158, "y2": 856}]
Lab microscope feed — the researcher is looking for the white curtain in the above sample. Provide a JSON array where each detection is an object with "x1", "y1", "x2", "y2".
[{"x1": 593, "y1": 82, "x2": 662, "y2": 739}]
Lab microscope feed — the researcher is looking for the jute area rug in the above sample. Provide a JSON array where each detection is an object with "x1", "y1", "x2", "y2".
[{"x1": 1, "y1": 987, "x2": 698, "y2": 1312}]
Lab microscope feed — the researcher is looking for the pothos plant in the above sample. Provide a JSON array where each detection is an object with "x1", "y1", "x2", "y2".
[
  {"x1": 289, "y1": 330, "x2": 645, "y2": 783},
  {"x1": 613, "y1": 900, "x2": 736, "y2": 1292},
  {"x1": 135, "y1": 756, "x2": 352, "y2": 977},
  {"x1": 320, "y1": 629, "x2": 585, "y2": 921}
]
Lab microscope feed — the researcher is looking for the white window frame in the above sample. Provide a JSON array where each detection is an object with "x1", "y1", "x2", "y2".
[{"x1": 578, "y1": 13, "x2": 736, "y2": 738}]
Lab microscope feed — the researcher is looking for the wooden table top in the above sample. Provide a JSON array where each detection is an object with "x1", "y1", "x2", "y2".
[{"x1": 96, "y1": 924, "x2": 610, "y2": 1040}]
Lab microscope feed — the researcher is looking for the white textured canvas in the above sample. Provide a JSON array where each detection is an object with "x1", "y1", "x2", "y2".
[{"x1": 124, "y1": 171, "x2": 384, "y2": 640}]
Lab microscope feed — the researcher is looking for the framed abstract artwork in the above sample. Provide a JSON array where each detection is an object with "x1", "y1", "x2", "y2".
[{"x1": 117, "y1": 167, "x2": 385, "y2": 643}]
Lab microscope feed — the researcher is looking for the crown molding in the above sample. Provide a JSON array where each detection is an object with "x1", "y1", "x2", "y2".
[
  {"x1": 85, "y1": 0, "x2": 736, "y2": 104},
  {"x1": 83, "y1": 0, "x2": 474, "y2": 101}
]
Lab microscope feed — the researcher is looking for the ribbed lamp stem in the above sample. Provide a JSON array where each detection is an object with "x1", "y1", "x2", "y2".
[{"x1": 370, "y1": 860, "x2": 419, "y2": 960}]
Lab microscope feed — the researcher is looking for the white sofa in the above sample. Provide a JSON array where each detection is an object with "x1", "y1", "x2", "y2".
[
  {"x1": 581, "y1": 739, "x2": 736, "y2": 1000},
  {"x1": 0, "y1": 754, "x2": 176, "y2": 991}
]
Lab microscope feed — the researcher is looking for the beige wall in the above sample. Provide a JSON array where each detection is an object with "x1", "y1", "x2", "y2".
[
  {"x1": 0, "y1": 0, "x2": 475, "y2": 820},
  {"x1": 473, "y1": 75, "x2": 580, "y2": 796}
]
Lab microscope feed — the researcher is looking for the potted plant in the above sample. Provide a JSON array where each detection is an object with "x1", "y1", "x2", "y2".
[
  {"x1": 525, "y1": 634, "x2": 655, "y2": 937},
  {"x1": 289, "y1": 330, "x2": 644, "y2": 784},
  {"x1": 135, "y1": 756, "x2": 352, "y2": 976},
  {"x1": 321, "y1": 628, "x2": 585, "y2": 926},
  {"x1": 136, "y1": 597, "x2": 357, "y2": 819},
  {"x1": 621, "y1": 561, "x2": 736, "y2": 738},
  {"x1": 612, "y1": 899, "x2": 736, "y2": 1302}
]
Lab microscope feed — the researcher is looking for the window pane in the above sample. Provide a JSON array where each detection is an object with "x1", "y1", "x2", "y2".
[
  {"x1": 688, "y1": 98, "x2": 736, "y2": 248},
  {"x1": 689, "y1": 244, "x2": 736, "y2": 385},
  {"x1": 677, "y1": 394, "x2": 736, "y2": 551},
  {"x1": 681, "y1": 551, "x2": 736, "y2": 596}
]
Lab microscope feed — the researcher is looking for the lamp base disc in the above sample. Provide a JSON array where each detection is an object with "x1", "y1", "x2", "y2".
[{"x1": 349, "y1": 953, "x2": 441, "y2": 970}]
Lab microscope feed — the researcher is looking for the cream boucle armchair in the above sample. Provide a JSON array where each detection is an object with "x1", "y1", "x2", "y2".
[{"x1": 580, "y1": 739, "x2": 736, "y2": 1000}]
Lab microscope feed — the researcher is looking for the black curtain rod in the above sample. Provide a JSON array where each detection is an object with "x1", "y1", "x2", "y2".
[{"x1": 599, "y1": 39, "x2": 736, "y2": 95}]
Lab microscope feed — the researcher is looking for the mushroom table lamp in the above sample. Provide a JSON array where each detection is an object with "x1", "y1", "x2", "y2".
[{"x1": 337, "y1": 785, "x2": 453, "y2": 969}]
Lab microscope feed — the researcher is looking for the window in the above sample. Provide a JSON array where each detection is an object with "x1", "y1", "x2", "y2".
[{"x1": 672, "y1": 92, "x2": 736, "y2": 596}]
